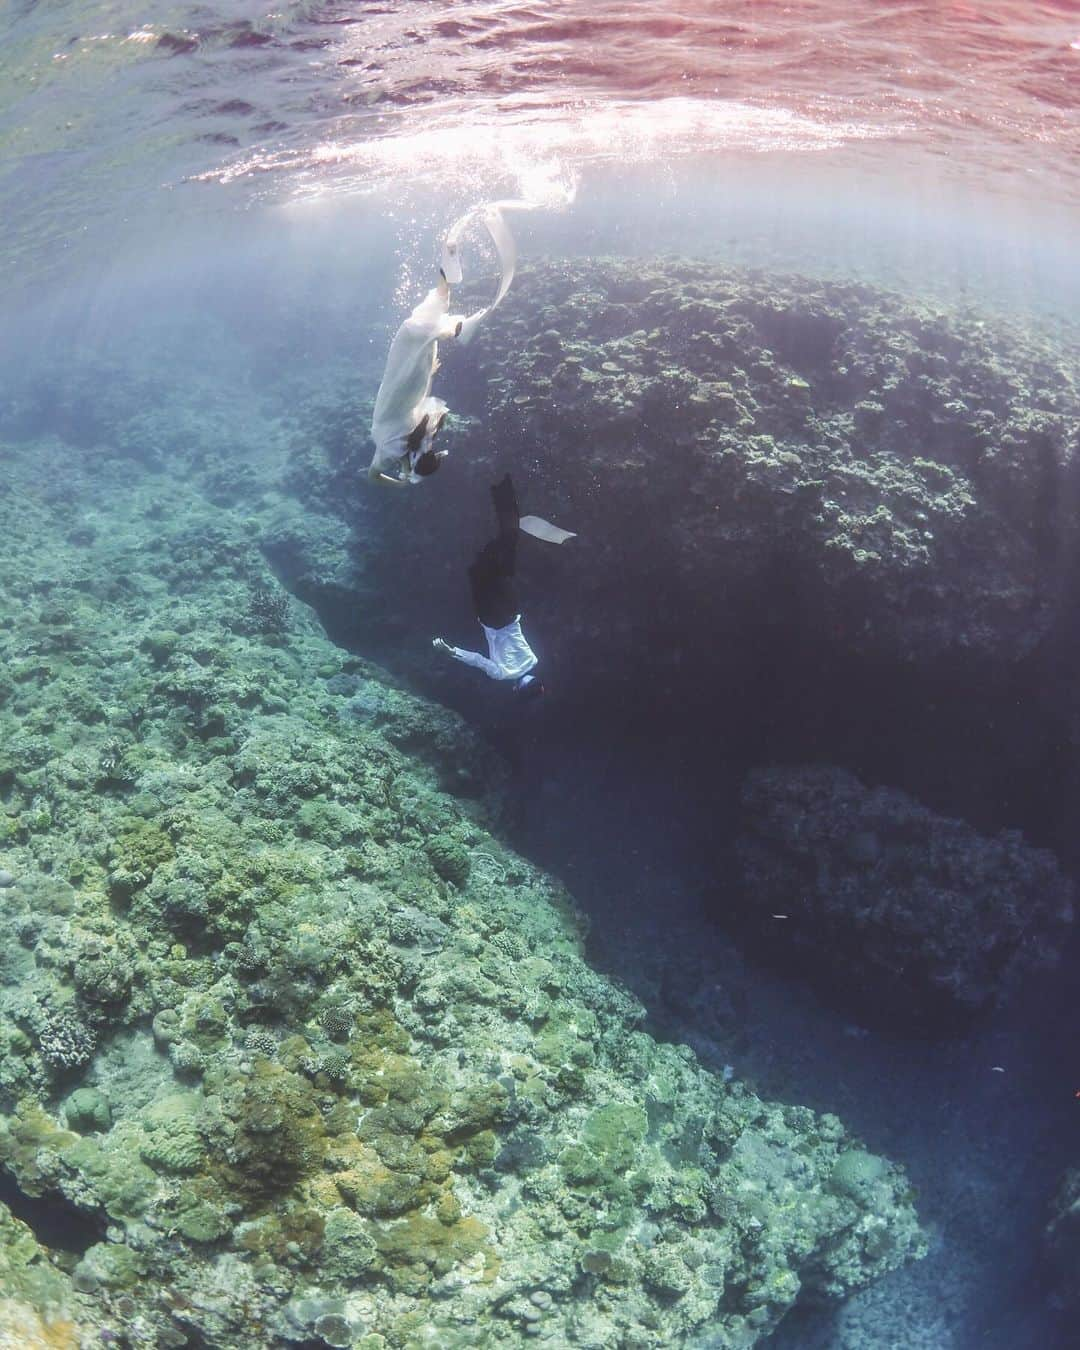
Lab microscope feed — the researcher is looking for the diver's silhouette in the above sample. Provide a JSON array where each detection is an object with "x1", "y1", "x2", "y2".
[{"x1": 433, "y1": 474, "x2": 574, "y2": 700}]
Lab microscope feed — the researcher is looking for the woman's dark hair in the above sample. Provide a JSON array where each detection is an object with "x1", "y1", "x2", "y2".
[
  {"x1": 405, "y1": 414, "x2": 430, "y2": 453},
  {"x1": 412, "y1": 450, "x2": 442, "y2": 477}
]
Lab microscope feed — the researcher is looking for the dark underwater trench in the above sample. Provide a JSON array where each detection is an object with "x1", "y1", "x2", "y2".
[
  {"x1": 284, "y1": 472, "x2": 1080, "y2": 1036},
  {"x1": 282, "y1": 494, "x2": 1080, "y2": 1349}
]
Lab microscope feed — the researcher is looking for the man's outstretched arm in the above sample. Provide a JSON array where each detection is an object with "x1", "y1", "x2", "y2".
[{"x1": 433, "y1": 637, "x2": 502, "y2": 681}]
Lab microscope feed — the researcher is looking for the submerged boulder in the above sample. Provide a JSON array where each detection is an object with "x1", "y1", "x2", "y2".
[{"x1": 732, "y1": 764, "x2": 1073, "y2": 1023}]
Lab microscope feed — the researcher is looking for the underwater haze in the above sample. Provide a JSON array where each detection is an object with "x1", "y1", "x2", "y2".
[{"x1": 1, "y1": 2, "x2": 1079, "y2": 1348}]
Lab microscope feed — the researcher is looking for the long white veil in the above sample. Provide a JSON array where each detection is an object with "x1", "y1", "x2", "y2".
[{"x1": 443, "y1": 199, "x2": 537, "y2": 342}]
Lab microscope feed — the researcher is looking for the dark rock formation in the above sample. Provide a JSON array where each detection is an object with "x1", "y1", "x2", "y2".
[{"x1": 732, "y1": 764, "x2": 1074, "y2": 1025}]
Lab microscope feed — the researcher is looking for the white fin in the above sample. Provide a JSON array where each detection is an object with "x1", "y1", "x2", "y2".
[{"x1": 519, "y1": 515, "x2": 576, "y2": 545}]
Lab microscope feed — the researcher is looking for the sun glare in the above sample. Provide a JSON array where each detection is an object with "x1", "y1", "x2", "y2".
[{"x1": 193, "y1": 95, "x2": 891, "y2": 210}]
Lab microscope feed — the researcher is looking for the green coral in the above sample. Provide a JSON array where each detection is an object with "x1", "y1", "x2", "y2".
[
  {"x1": 138, "y1": 1094, "x2": 205, "y2": 1174},
  {"x1": 140, "y1": 629, "x2": 183, "y2": 664},
  {"x1": 107, "y1": 816, "x2": 174, "y2": 898},
  {"x1": 219, "y1": 1062, "x2": 328, "y2": 1196},
  {"x1": 173, "y1": 1188, "x2": 232, "y2": 1243},
  {"x1": 320, "y1": 1206, "x2": 377, "y2": 1279},
  {"x1": 582, "y1": 1102, "x2": 649, "y2": 1177},
  {"x1": 72, "y1": 1240, "x2": 147, "y2": 1294},
  {"x1": 57, "y1": 1131, "x2": 158, "y2": 1221},
  {"x1": 829, "y1": 1147, "x2": 890, "y2": 1203},
  {"x1": 426, "y1": 834, "x2": 471, "y2": 886},
  {"x1": 62, "y1": 1087, "x2": 111, "y2": 1134},
  {"x1": 72, "y1": 941, "x2": 133, "y2": 1006}
]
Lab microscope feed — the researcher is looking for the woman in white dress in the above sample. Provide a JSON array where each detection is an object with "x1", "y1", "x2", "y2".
[{"x1": 367, "y1": 201, "x2": 533, "y2": 487}]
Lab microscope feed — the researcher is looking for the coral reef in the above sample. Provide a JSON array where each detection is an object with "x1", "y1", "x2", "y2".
[
  {"x1": 452, "y1": 258, "x2": 1079, "y2": 671},
  {"x1": 0, "y1": 398, "x2": 926, "y2": 1343},
  {"x1": 732, "y1": 764, "x2": 1073, "y2": 1023}
]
